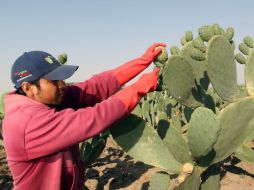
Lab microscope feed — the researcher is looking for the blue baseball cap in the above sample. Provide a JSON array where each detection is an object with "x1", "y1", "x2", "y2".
[{"x1": 11, "y1": 51, "x2": 79, "y2": 88}]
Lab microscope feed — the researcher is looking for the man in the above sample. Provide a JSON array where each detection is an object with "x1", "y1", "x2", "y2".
[{"x1": 3, "y1": 43, "x2": 166, "y2": 190}]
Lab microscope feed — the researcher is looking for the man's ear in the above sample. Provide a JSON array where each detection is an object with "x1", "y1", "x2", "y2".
[{"x1": 21, "y1": 82, "x2": 34, "y2": 97}]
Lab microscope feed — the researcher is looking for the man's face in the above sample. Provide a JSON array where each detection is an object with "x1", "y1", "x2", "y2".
[{"x1": 32, "y1": 79, "x2": 66, "y2": 105}]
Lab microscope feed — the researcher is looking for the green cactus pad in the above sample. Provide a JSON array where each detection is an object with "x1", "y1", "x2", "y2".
[
  {"x1": 206, "y1": 35, "x2": 238, "y2": 102},
  {"x1": 171, "y1": 115, "x2": 182, "y2": 133},
  {"x1": 187, "y1": 107, "x2": 220, "y2": 158},
  {"x1": 180, "y1": 42, "x2": 209, "y2": 90},
  {"x1": 225, "y1": 27, "x2": 234, "y2": 41},
  {"x1": 198, "y1": 25, "x2": 214, "y2": 42},
  {"x1": 212, "y1": 97, "x2": 254, "y2": 163},
  {"x1": 181, "y1": 37, "x2": 187, "y2": 46},
  {"x1": 148, "y1": 172, "x2": 171, "y2": 190},
  {"x1": 245, "y1": 50, "x2": 254, "y2": 95},
  {"x1": 230, "y1": 40, "x2": 235, "y2": 51},
  {"x1": 236, "y1": 85, "x2": 247, "y2": 99},
  {"x1": 244, "y1": 126, "x2": 254, "y2": 142},
  {"x1": 161, "y1": 119, "x2": 192, "y2": 164},
  {"x1": 163, "y1": 55, "x2": 201, "y2": 107},
  {"x1": 170, "y1": 46, "x2": 180, "y2": 55},
  {"x1": 157, "y1": 111, "x2": 168, "y2": 132},
  {"x1": 80, "y1": 137, "x2": 106, "y2": 165},
  {"x1": 110, "y1": 114, "x2": 182, "y2": 173},
  {"x1": 142, "y1": 100, "x2": 150, "y2": 120},
  {"x1": 200, "y1": 165, "x2": 221, "y2": 190},
  {"x1": 58, "y1": 53, "x2": 67, "y2": 64},
  {"x1": 239, "y1": 42, "x2": 250, "y2": 55},
  {"x1": 234, "y1": 144, "x2": 254, "y2": 164},
  {"x1": 235, "y1": 53, "x2": 247, "y2": 64},
  {"x1": 132, "y1": 103, "x2": 142, "y2": 117},
  {"x1": 243, "y1": 36, "x2": 254, "y2": 48},
  {"x1": 185, "y1": 31, "x2": 193, "y2": 42}
]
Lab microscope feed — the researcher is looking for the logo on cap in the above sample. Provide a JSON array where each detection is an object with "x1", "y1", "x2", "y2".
[
  {"x1": 15, "y1": 70, "x2": 33, "y2": 82},
  {"x1": 45, "y1": 56, "x2": 54, "y2": 64}
]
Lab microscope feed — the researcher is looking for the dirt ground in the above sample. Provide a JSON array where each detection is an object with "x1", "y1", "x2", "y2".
[{"x1": 1, "y1": 136, "x2": 254, "y2": 190}]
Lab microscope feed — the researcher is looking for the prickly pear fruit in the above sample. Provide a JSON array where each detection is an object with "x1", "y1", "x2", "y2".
[
  {"x1": 155, "y1": 46, "x2": 168, "y2": 63},
  {"x1": 244, "y1": 36, "x2": 254, "y2": 48},
  {"x1": 58, "y1": 53, "x2": 67, "y2": 64},
  {"x1": 235, "y1": 53, "x2": 246, "y2": 64}
]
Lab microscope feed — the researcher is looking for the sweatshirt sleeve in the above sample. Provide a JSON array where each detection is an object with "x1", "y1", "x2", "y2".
[
  {"x1": 24, "y1": 97, "x2": 127, "y2": 160},
  {"x1": 64, "y1": 70, "x2": 121, "y2": 108}
]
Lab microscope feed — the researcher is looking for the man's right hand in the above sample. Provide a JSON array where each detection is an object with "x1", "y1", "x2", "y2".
[
  {"x1": 112, "y1": 43, "x2": 166, "y2": 86},
  {"x1": 141, "y1": 43, "x2": 167, "y2": 62},
  {"x1": 114, "y1": 68, "x2": 160, "y2": 112}
]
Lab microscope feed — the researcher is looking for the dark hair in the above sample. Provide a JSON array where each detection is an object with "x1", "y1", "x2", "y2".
[{"x1": 15, "y1": 79, "x2": 41, "y2": 95}]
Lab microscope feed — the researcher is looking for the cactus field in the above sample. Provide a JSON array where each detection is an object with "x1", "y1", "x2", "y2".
[{"x1": 1, "y1": 24, "x2": 254, "y2": 189}]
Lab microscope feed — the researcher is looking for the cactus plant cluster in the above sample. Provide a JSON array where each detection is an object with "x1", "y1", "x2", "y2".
[{"x1": 110, "y1": 24, "x2": 254, "y2": 190}]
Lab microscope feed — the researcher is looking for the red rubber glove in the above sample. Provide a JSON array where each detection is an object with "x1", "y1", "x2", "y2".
[
  {"x1": 114, "y1": 67, "x2": 160, "y2": 113},
  {"x1": 113, "y1": 43, "x2": 166, "y2": 86}
]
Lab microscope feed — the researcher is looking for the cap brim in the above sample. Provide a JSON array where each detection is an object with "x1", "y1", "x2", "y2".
[{"x1": 42, "y1": 65, "x2": 79, "y2": 81}]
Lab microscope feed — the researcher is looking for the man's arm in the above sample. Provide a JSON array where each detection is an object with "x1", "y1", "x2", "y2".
[
  {"x1": 25, "y1": 97, "x2": 126, "y2": 160},
  {"x1": 24, "y1": 67, "x2": 159, "y2": 160},
  {"x1": 64, "y1": 43, "x2": 165, "y2": 107}
]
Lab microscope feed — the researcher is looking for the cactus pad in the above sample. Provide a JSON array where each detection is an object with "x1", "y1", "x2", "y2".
[
  {"x1": 185, "y1": 31, "x2": 193, "y2": 42},
  {"x1": 212, "y1": 97, "x2": 254, "y2": 163},
  {"x1": 187, "y1": 107, "x2": 220, "y2": 158},
  {"x1": 180, "y1": 42, "x2": 209, "y2": 90},
  {"x1": 225, "y1": 27, "x2": 234, "y2": 41},
  {"x1": 162, "y1": 120, "x2": 192, "y2": 164},
  {"x1": 234, "y1": 144, "x2": 254, "y2": 164},
  {"x1": 110, "y1": 114, "x2": 182, "y2": 173},
  {"x1": 245, "y1": 50, "x2": 254, "y2": 95},
  {"x1": 170, "y1": 46, "x2": 180, "y2": 55},
  {"x1": 148, "y1": 172, "x2": 171, "y2": 190},
  {"x1": 163, "y1": 55, "x2": 201, "y2": 107},
  {"x1": 206, "y1": 35, "x2": 238, "y2": 102}
]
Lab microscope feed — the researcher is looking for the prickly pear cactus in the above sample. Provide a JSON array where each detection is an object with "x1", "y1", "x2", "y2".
[
  {"x1": 111, "y1": 113, "x2": 182, "y2": 173},
  {"x1": 110, "y1": 24, "x2": 254, "y2": 190},
  {"x1": 187, "y1": 107, "x2": 220, "y2": 158},
  {"x1": 162, "y1": 56, "x2": 201, "y2": 107},
  {"x1": 80, "y1": 132, "x2": 108, "y2": 166},
  {"x1": 239, "y1": 36, "x2": 254, "y2": 96},
  {"x1": 212, "y1": 97, "x2": 254, "y2": 163},
  {"x1": 206, "y1": 35, "x2": 238, "y2": 102}
]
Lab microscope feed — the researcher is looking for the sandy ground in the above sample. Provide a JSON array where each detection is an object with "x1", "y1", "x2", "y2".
[{"x1": 1, "y1": 136, "x2": 254, "y2": 190}]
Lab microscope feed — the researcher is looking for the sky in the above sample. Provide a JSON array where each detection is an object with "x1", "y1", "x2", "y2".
[{"x1": 1, "y1": 0, "x2": 254, "y2": 91}]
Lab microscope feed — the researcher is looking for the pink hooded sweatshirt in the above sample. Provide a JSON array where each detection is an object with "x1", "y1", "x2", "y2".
[{"x1": 3, "y1": 71, "x2": 127, "y2": 190}]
